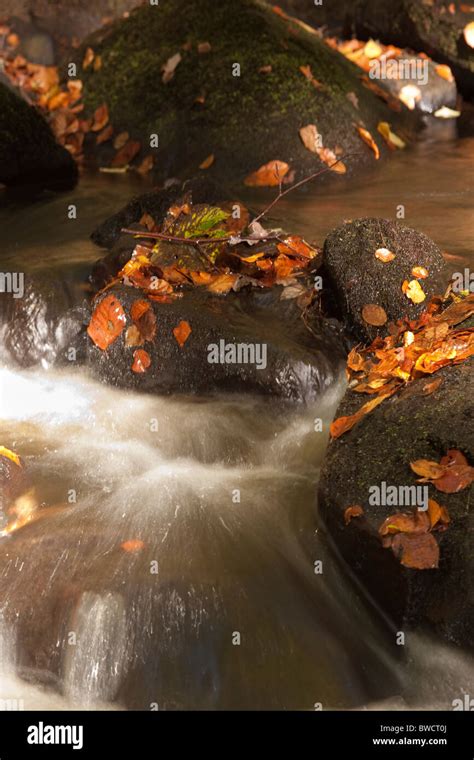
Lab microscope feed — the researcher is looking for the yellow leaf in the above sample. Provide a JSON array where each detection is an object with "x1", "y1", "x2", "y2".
[{"x1": 0, "y1": 446, "x2": 21, "y2": 467}]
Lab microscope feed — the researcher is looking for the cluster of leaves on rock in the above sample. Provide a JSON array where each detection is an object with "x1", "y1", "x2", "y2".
[
  {"x1": 87, "y1": 194, "x2": 320, "y2": 372},
  {"x1": 331, "y1": 293, "x2": 474, "y2": 439}
]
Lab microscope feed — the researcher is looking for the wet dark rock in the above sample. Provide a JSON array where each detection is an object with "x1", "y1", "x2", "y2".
[
  {"x1": 0, "y1": 275, "x2": 86, "y2": 368},
  {"x1": 73, "y1": 0, "x2": 417, "y2": 186},
  {"x1": 322, "y1": 218, "x2": 447, "y2": 342},
  {"x1": 379, "y1": 56, "x2": 458, "y2": 115},
  {"x1": 85, "y1": 284, "x2": 345, "y2": 402},
  {"x1": 91, "y1": 176, "x2": 227, "y2": 250},
  {"x1": 319, "y1": 359, "x2": 474, "y2": 651},
  {"x1": 0, "y1": 82, "x2": 77, "y2": 188},
  {"x1": 351, "y1": 0, "x2": 474, "y2": 99}
]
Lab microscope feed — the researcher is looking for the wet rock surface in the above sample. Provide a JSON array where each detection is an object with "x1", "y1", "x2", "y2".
[
  {"x1": 322, "y1": 217, "x2": 447, "y2": 342},
  {"x1": 0, "y1": 81, "x2": 77, "y2": 188},
  {"x1": 319, "y1": 359, "x2": 474, "y2": 651}
]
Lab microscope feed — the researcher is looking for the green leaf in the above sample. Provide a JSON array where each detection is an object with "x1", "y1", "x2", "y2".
[{"x1": 171, "y1": 205, "x2": 229, "y2": 239}]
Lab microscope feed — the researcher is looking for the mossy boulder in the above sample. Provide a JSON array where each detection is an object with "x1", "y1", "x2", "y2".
[
  {"x1": 73, "y1": 0, "x2": 417, "y2": 186},
  {"x1": 352, "y1": 0, "x2": 474, "y2": 98},
  {"x1": 322, "y1": 218, "x2": 447, "y2": 342},
  {"x1": 0, "y1": 81, "x2": 77, "y2": 188},
  {"x1": 318, "y1": 359, "x2": 474, "y2": 651}
]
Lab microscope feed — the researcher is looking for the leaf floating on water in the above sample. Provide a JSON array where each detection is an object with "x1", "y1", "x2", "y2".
[
  {"x1": 121, "y1": 539, "x2": 145, "y2": 552},
  {"x1": 173, "y1": 320, "x2": 192, "y2": 347},
  {"x1": 87, "y1": 295, "x2": 126, "y2": 350},
  {"x1": 355, "y1": 126, "x2": 380, "y2": 159},
  {"x1": 362, "y1": 303, "x2": 388, "y2": 326},
  {"x1": 402, "y1": 279, "x2": 426, "y2": 304},
  {"x1": 375, "y1": 247, "x2": 396, "y2": 262},
  {"x1": 162, "y1": 52, "x2": 182, "y2": 83},
  {"x1": 244, "y1": 160, "x2": 290, "y2": 187},
  {"x1": 0, "y1": 446, "x2": 21, "y2": 467},
  {"x1": 344, "y1": 505, "x2": 364, "y2": 525}
]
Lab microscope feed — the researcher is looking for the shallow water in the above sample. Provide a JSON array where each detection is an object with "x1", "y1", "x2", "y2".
[{"x1": 0, "y1": 128, "x2": 473, "y2": 710}]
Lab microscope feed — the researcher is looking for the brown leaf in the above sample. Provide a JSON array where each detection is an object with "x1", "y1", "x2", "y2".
[
  {"x1": 162, "y1": 52, "x2": 182, "y2": 83},
  {"x1": 82, "y1": 47, "x2": 95, "y2": 69},
  {"x1": 114, "y1": 131, "x2": 130, "y2": 149},
  {"x1": 139, "y1": 213, "x2": 156, "y2": 231},
  {"x1": 412, "y1": 266, "x2": 429, "y2": 279},
  {"x1": 410, "y1": 459, "x2": 446, "y2": 480},
  {"x1": 111, "y1": 139, "x2": 141, "y2": 167},
  {"x1": 130, "y1": 299, "x2": 156, "y2": 342},
  {"x1": 277, "y1": 236, "x2": 317, "y2": 259},
  {"x1": 344, "y1": 505, "x2": 364, "y2": 525},
  {"x1": 125, "y1": 325, "x2": 143, "y2": 347},
  {"x1": 362, "y1": 303, "x2": 388, "y2": 326},
  {"x1": 137, "y1": 154, "x2": 154, "y2": 175},
  {"x1": 206, "y1": 273, "x2": 239, "y2": 294},
  {"x1": 244, "y1": 160, "x2": 290, "y2": 187},
  {"x1": 173, "y1": 320, "x2": 192, "y2": 347},
  {"x1": 131, "y1": 349, "x2": 151, "y2": 373},
  {"x1": 197, "y1": 41, "x2": 211, "y2": 54},
  {"x1": 93, "y1": 55, "x2": 102, "y2": 71},
  {"x1": 96, "y1": 124, "x2": 114, "y2": 145},
  {"x1": 390, "y1": 531, "x2": 439, "y2": 569},
  {"x1": 91, "y1": 102, "x2": 109, "y2": 132},
  {"x1": 428, "y1": 499, "x2": 450, "y2": 530},
  {"x1": 379, "y1": 510, "x2": 430, "y2": 536},
  {"x1": 87, "y1": 294, "x2": 126, "y2": 350}
]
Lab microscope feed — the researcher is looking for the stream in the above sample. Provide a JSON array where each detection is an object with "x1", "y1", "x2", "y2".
[{"x1": 0, "y1": 125, "x2": 473, "y2": 710}]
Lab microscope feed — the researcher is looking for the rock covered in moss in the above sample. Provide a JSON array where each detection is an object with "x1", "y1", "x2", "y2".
[
  {"x1": 322, "y1": 218, "x2": 447, "y2": 342},
  {"x1": 74, "y1": 0, "x2": 417, "y2": 186},
  {"x1": 318, "y1": 359, "x2": 474, "y2": 651},
  {"x1": 0, "y1": 81, "x2": 77, "y2": 188}
]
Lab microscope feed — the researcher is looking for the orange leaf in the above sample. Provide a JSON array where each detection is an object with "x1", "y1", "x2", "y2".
[
  {"x1": 375, "y1": 247, "x2": 395, "y2": 262},
  {"x1": 428, "y1": 499, "x2": 450, "y2": 530},
  {"x1": 356, "y1": 126, "x2": 380, "y2": 159},
  {"x1": 330, "y1": 391, "x2": 393, "y2": 438},
  {"x1": 131, "y1": 349, "x2": 151, "y2": 373},
  {"x1": 87, "y1": 295, "x2": 126, "y2": 350},
  {"x1": 344, "y1": 505, "x2": 364, "y2": 525},
  {"x1": 277, "y1": 235, "x2": 317, "y2": 259},
  {"x1": 173, "y1": 320, "x2": 192, "y2": 347},
  {"x1": 412, "y1": 266, "x2": 429, "y2": 279},
  {"x1": 114, "y1": 131, "x2": 130, "y2": 150},
  {"x1": 137, "y1": 154, "x2": 154, "y2": 175},
  {"x1": 403, "y1": 279, "x2": 426, "y2": 304},
  {"x1": 199, "y1": 154, "x2": 215, "y2": 169},
  {"x1": 435, "y1": 64, "x2": 454, "y2": 82},
  {"x1": 96, "y1": 124, "x2": 114, "y2": 145},
  {"x1": 207, "y1": 273, "x2": 238, "y2": 294},
  {"x1": 121, "y1": 539, "x2": 145, "y2": 552},
  {"x1": 410, "y1": 459, "x2": 446, "y2": 480},
  {"x1": 244, "y1": 160, "x2": 290, "y2": 187}
]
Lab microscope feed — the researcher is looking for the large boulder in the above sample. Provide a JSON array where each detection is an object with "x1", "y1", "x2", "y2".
[
  {"x1": 85, "y1": 283, "x2": 345, "y2": 402},
  {"x1": 319, "y1": 357, "x2": 474, "y2": 651},
  {"x1": 322, "y1": 218, "x2": 447, "y2": 342},
  {"x1": 0, "y1": 81, "x2": 77, "y2": 188},
  {"x1": 73, "y1": 0, "x2": 417, "y2": 186}
]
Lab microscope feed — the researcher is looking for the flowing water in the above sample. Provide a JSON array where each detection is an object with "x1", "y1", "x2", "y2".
[{"x1": 0, "y1": 126, "x2": 473, "y2": 710}]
